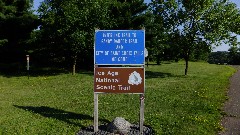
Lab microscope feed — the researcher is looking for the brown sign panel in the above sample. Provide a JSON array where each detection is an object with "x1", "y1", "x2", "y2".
[{"x1": 94, "y1": 67, "x2": 144, "y2": 93}]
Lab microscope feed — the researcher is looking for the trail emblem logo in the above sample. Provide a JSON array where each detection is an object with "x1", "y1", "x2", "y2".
[{"x1": 128, "y1": 71, "x2": 142, "y2": 85}]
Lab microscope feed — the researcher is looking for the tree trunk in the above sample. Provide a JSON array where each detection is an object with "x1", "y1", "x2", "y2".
[
  {"x1": 147, "y1": 57, "x2": 149, "y2": 67},
  {"x1": 72, "y1": 56, "x2": 77, "y2": 75},
  {"x1": 184, "y1": 58, "x2": 189, "y2": 76},
  {"x1": 156, "y1": 54, "x2": 161, "y2": 65}
]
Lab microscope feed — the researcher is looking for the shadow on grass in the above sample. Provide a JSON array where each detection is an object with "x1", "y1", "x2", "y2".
[
  {"x1": 0, "y1": 67, "x2": 70, "y2": 78},
  {"x1": 13, "y1": 105, "x2": 109, "y2": 128},
  {"x1": 0, "y1": 67, "x2": 95, "y2": 78},
  {"x1": 0, "y1": 64, "x2": 183, "y2": 79},
  {"x1": 145, "y1": 71, "x2": 184, "y2": 79},
  {"x1": 78, "y1": 70, "x2": 94, "y2": 76}
]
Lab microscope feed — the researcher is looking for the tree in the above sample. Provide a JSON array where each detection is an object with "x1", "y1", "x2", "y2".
[
  {"x1": 146, "y1": 0, "x2": 177, "y2": 64},
  {"x1": 151, "y1": 0, "x2": 240, "y2": 75},
  {"x1": 0, "y1": 0, "x2": 38, "y2": 64},
  {"x1": 208, "y1": 51, "x2": 229, "y2": 64},
  {"x1": 109, "y1": 0, "x2": 148, "y2": 30},
  {"x1": 37, "y1": 0, "x2": 113, "y2": 74},
  {"x1": 37, "y1": 0, "x2": 148, "y2": 74},
  {"x1": 228, "y1": 46, "x2": 240, "y2": 64}
]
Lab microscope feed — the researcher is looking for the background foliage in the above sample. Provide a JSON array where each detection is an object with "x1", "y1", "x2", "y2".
[{"x1": 0, "y1": 0, "x2": 240, "y2": 72}]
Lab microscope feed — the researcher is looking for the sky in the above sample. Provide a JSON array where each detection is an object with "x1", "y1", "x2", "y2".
[{"x1": 33, "y1": 0, "x2": 240, "y2": 52}]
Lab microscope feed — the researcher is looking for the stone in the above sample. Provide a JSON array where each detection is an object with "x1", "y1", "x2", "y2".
[{"x1": 107, "y1": 117, "x2": 132, "y2": 134}]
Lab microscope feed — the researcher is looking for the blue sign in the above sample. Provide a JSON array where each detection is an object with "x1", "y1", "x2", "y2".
[{"x1": 94, "y1": 30, "x2": 145, "y2": 65}]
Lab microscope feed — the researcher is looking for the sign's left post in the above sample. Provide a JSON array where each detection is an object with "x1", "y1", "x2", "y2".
[
  {"x1": 94, "y1": 91, "x2": 98, "y2": 132},
  {"x1": 94, "y1": 29, "x2": 99, "y2": 133}
]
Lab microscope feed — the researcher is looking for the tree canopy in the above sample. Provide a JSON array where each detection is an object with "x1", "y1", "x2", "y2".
[
  {"x1": 0, "y1": 0, "x2": 38, "y2": 63},
  {"x1": 150, "y1": 0, "x2": 240, "y2": 75},
  {"x1": 1, "y1": 0, "x2": 240, "y2": 75},
  {"x1": 34, "y1": 0, "x2": 148, "y2": 73}
]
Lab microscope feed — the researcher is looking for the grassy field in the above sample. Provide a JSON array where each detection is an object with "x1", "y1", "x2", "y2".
[{"x1": 0, "y1": 61, "x2": 236, "y2": 135}]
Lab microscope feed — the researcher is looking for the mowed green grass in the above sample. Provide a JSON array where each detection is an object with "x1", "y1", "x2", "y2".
[{"x1": 0, "y1": 61, "x2": 235, "y2": 135}]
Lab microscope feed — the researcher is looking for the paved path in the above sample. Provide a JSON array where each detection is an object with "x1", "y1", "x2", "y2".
[{"x1": 219, "y1": 66, "x2": 240, "y2": 135}]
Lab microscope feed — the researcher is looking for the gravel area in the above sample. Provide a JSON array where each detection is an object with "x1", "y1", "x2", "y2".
[
  {"x1": 76, "y1": 124, "x2": 154, "y2": 135},
  {"x1": 219, "y1": 66, "x2": 240, "y2": 135}
]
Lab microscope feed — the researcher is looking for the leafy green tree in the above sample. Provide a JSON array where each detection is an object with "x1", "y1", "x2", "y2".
[
  {"x1": 36, "y1": 0, "x2": 148, "y2": 74},
  {"x1": 109, "y1": 0, "x2": 148, "y2": 30},
  {"x1": 0, "y1": 0, "x2": 38, "y2": 63},
  {"x1": 151, "y1": 0, "x2": 240, "y2": 75},
  {"x1": 145, "y1": 1, "x2": 174, "y2": 64},
  {"x1": 37, "y1": 0, "x2": 113, "y2": 74},
  {"x1": 228, "y1": 46, "x2": 240, "y2": 64},
  {"x1": 208, "y1": 51, "x2": 229, "y2": 64}
]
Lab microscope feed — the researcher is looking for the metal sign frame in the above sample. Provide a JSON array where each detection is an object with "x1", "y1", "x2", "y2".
[
  {"x1": 93, "y1": 29, "x2": 145, "y2": 134},
  {"x1": 94, "y1": 30, "x2": 145, "y2": 65},
  {"x1": 94, "y1": 67, "x2": 145, "y2": 94}
]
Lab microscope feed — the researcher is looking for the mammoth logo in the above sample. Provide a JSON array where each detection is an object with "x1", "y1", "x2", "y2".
[{"x1": 128, "y1": 71, "x2": 142, "y2": 85}]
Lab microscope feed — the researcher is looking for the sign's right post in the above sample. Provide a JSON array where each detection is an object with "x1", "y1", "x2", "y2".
[
  {"x1": 140, "y1": 28, "x2": 145, "y2": 135},
  {"x1": 140, "y1": 93, "x2": 144, "y2": 134}
]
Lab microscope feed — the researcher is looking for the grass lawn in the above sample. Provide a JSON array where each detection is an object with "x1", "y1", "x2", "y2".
[{"x1": 0, "y1": 61, "x2": 235, "y2": 135}]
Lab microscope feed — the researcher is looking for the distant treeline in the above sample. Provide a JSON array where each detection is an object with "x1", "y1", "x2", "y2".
[{"x1": 208, "y1": 47, "x2": 240, "y2": 65}]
